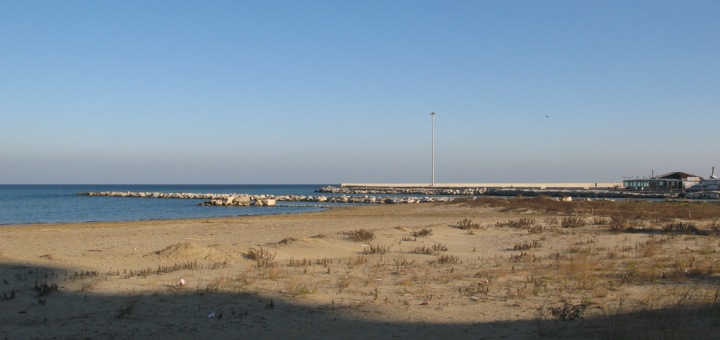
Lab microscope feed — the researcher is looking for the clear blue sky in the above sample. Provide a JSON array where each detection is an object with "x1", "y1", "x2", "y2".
[{"x1": 1, "y1": 1, "x2": 718, "y2": 184}]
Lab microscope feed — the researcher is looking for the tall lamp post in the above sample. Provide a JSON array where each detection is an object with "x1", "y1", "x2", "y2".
[{"x1": 430, "y1": 112, "x2": 436, "y2": 187}]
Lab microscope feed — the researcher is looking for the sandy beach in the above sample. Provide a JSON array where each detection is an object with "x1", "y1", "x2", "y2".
[{"x1": 2, "y1": 199, "x2": 719, "y2": 339}]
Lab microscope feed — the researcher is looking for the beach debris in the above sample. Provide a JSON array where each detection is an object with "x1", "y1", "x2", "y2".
[
  {"x1": 208, "y1": 313, "x2": 215, "y2": 318},
  {"x1": 179, "y1": 279, "x2": 186, "y2": 286},
  {"x1": 421, "y1": 301, "x2": 429, "y2": 305}
]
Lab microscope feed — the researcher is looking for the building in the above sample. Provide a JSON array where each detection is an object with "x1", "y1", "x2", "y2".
[{"x1": 622, "y1": 172, "x2": 701, "y2": 191}]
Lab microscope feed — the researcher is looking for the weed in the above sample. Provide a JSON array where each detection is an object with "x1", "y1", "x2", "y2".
[
  {"x1": 561, "y1": 216, "x2": 586, "y2": 228},
  {"x1": 513, "y1": 240, "x2": 541, "y2": 251},
  {"x1": 247, "y1": 247, "x2": 276, "y2": 261},
  {"x1": 411, "y1": 228, "x2": 433, "y2": 237},
  {"x1": 594, "y1": 216, "x2": 608, "y2": 225},
  {"x1": 348, "y1": 229, "x2": 375, "y2": 242},
  {"x1": 287, "y1": 257, "x2": 311, "y2": 267},
  {"x1": 432, "y1": 243, "x2": 448, "y2": 253},
  {"x1": 609, "y1": 214, "x2": 629, "y2": 234},
  {"x1": 549, "y1": 301, "x2": 587, "y2": 321},
  {"x1": 527, "y1": 225, "x2": 545, "y2": 234},
  {"x1": 363, "y1": 244, "x2": 390, "y2": 255},
  {"x1": 457, "y1": 218, "x2": 481, "y2": 230},
  {"x1": 410, "y1": 245, "x2": 434, "y2": 255},
  {"x1": 663, "y1": 222, "x2": 698, "y2": 234},
  {"x1": 544, "y1": 217, "x2": 559, "y2": 225},
  {"x1": 437, "y1": 254, "x2": 459, "y2": 265},
  {"x1": 115, "y1": 298, "x2": 139, "y2": 319}
]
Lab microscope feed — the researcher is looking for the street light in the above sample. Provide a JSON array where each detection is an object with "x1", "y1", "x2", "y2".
[{"x1": 430, "y1": 112, "x2": 436, "y2": 187}]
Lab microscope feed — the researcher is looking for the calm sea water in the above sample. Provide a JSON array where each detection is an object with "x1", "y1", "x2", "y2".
[{"x1": 0, "y1": 185, "x2": 337, "y2": 226}]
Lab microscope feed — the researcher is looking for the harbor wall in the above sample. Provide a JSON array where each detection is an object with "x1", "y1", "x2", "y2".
[{"x1": 340, "y1": 183, "x2": 622, "y2": 189}]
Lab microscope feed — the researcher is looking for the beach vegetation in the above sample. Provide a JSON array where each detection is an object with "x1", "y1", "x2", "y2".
[{"x1": 348, "y1": 229, "x2": 375, "y2": 242}]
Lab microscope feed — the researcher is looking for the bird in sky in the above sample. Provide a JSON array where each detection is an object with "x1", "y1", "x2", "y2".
[{"x1": 545, "y1": 116, "x2": 549, "y2": 118}]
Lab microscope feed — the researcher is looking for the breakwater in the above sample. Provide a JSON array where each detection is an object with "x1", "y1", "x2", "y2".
[
  {"x1": 316, "y1": 185, "x2": 720, "y2": 200},
  {"x1": 77, "y1": 191, "x2": 456, "y2": 205}
]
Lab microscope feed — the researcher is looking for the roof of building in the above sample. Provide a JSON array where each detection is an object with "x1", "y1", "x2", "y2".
[{"x1": 653, "y1": 172, "x2": 701, "y2": 180}]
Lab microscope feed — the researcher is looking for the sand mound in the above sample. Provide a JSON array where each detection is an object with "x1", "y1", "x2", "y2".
[{"x1": 151, "y1": 243, "x2": 236, "y2": 262}]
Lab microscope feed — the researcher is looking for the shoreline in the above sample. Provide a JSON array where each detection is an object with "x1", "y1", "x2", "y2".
[{"x1": 0, "y1": 205, "x2": 348, "y2": 230}]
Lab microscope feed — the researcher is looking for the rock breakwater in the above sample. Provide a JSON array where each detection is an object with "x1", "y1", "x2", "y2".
[{"x1": 77, "y1": 191, "x2": 456, "y2": 205}]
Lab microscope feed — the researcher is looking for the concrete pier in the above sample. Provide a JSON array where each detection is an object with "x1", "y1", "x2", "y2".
[{"x1": 340, "y1": 182, "x2": 622, "y2": 189}]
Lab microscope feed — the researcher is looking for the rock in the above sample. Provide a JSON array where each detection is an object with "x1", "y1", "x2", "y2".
[{"x1": 235, "y1": 195, "x2": 251, "y2": 204}]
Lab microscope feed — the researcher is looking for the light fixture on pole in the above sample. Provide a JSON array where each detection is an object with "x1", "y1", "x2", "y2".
[{"x1": 430, "y1": 112, "x2": 436, "y2": 187}]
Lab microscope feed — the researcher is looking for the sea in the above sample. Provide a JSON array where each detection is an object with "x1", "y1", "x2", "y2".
[{"x1": 0, "y1": 184, "x2": 341, "y2": 226}]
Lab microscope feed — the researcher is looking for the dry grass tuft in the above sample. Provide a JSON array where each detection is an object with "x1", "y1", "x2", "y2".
[
  {"x1": 246, "y1": 247, "x2": 275, "y2": 261},
  {"x1": 513, "y1": 240, "x2": 541, "y2": 251},
  {"x1": 437, "y1": 254, "x2": 459, "y2": 265},
  {"x1": 663, "y1": 222, "x2": 698, "y2": 234},
  {"x1": 411, "y1": 228, "x2": 433, "y2": 237},
  {"x1": 561, "y1": 216, "x2": 586, "y2": 228},
  {"x1": 609, "y1": 214, "x2": 629, "y2": 234},
  {"x1": 363, "y1": 244, "x2": 390, "y2": 255},
  {"x1": 457, "y1": 218, "x2": 481, "y2": 230},
  {"x1": 348, "y1": 229, "x2": 375, "y2": 242}
]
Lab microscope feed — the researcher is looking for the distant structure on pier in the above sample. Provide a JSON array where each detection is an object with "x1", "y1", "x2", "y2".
[{"x1": 623, "y1": 171, "x2": 701, "y2": 191}]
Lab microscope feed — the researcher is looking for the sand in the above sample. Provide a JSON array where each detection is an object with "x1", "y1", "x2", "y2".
[{"x1": 1, "y1": 202, "x2": 719, "y2": 339}]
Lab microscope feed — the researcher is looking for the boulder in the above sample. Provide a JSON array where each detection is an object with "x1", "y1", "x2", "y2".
[{"x1": 235, "y1": 195, "x2": 251, "y2": 204}]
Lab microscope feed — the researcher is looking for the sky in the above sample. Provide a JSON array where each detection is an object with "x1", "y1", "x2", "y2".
[{"x1": 1, "y1": 0, "x2": 718, "y2": 184}]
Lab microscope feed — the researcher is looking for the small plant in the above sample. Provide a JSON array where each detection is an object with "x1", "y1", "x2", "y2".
[
  {"x1": 561, "y1": 216, "x2": 586, "y2": 228},
  {"x1": 708, "y1": 220, "x2": 720, "y2": 231},
  {"x1": 437, "y1": 254, "x2": 459, "y2": 265},
  {"x1": 608, "y1": 214, "x2": 628, "y2": 234},
  {"x1": 247, "y1": 247, "x2": 276, "y2": 261},
  {"x1": 411, "y1": 243, "x2": 447, "y2": 255},
  {"x1": 348, "y1": 229, "x2": 375, "y2": 242},
  {"x1": 432, "y1": 243, "x2": 448, "y2": 253},
  {"x1": 548, "y1": 301, "x2": 587, "y2": 321},
  {"x1": 663, "y1": 222, "x2": 698, "y2": 234},
  {"x1": 115, "y1": 298, "x2": 139, "y2": 319},
  {"x1": 0, "y1": 289, "x2": 16, "y2": 301},
  {"x1": 544, "y1": 217, "x2": 559, "y2": 225},
  {"x1": 287, "y1": 257, "x2": 311, "y2": 267},
  {"x1": 411, "y1": 228, "x2": 433, "y2": 237},
  {"x1": 527, "y1": 225, "x2": 544, "y2": 234},
  {"x1": 410, "y1": 245, "x2": 434, "y2": 255},
  {"x1": 457, "y1": 218, "x2": 481, "y2": 230},
  {"x1": 593, "y1": 216, "x2": 607, "y2": 225},
  {"x1": 513, "y1": 240, "x2": 541, "y2": 251},
  {"x1": 34, "y1": 282, "x2": 59, "y2": 297},
  {"x1": 363, "y1": 244, "x2": 390, "y2": 255},
  {"x1": 401, "y1": 236, "x2": 416, "y2": 242}
]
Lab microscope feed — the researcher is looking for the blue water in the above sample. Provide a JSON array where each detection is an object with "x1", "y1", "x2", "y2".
[{"x1": 0, "y1": 185, "x2": 336, "y2": 226}]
